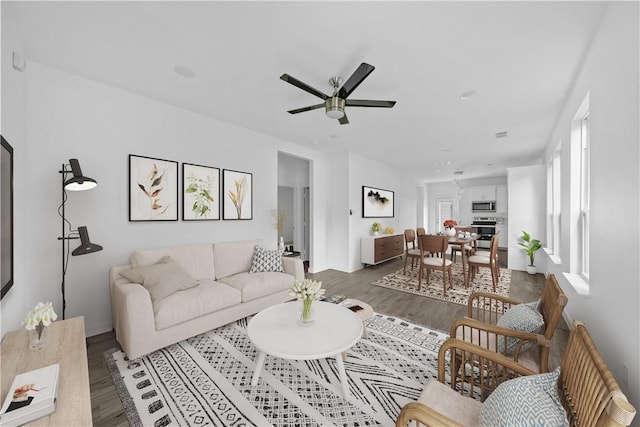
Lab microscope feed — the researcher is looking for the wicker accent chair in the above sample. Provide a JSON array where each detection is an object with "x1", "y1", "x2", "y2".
[
  {"x1": 452, "y1": 273, "x2": 567, "y2": 374},
  {"x1": 403, "y1": 229, "x2": 421, "y2": 274},
  {"x1": 396, "y1": 321, "x2": 637, "y2": 427}
]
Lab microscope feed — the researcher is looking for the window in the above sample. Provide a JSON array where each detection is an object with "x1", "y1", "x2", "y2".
[
  {"x1": 579, "y1": 112, "x2": 590, "y2": 277},
  {"x1": 546, "y1": 142, "x2": 561, "y2": 259}
]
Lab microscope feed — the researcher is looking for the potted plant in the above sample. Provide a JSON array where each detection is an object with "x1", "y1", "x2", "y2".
[
  {"x1": 518, "y1": 230, "x2": 542, "y2": 274},
  {"x1": 371, "y1": 222, "x2": 382, "y2": 235}
]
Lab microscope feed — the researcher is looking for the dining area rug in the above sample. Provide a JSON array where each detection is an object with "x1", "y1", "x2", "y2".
[
  {"x1": 370, "y1": 262, "x2": 511, "y2": 306},
  {"x1": 104, "y1": 313, "x2": 450, "y2": 427}
]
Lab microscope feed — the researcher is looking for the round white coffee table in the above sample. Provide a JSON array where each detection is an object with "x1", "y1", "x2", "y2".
[{"x1": 247, "y1": 300, "x2": 363, "y2": 398}]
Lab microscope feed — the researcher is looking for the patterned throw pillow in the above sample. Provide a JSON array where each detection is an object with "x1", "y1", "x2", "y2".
[
  {"x1": 496, "y1": 302, "x2": 545, "y2": 354},
  {"x1": 479, "y1": 367, "x2": 568, "y2": 427},
  {"x1": 249, "y1": 246, "x2": 284, "y2": 273}
]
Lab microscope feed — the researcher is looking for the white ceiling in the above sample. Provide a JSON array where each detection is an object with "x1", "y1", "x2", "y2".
[{"x1": 7, "y1": 1, "x2": 606, "y2": 183}]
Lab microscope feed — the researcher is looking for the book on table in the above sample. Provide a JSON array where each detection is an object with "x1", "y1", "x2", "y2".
[{"x1": 0, "y1": 363, "x2": 59, "y2": 427}]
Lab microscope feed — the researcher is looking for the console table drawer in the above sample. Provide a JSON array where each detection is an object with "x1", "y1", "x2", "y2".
[{"x1": 361, "y1": 234, "x2": 404, "y2": 266}]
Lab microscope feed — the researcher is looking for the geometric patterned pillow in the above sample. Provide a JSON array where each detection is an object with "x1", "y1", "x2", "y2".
[
  {"x1": 496, "y1": 303, "x2": 545, "y2": 354},
  {"x1": 249, "y1": 246, "x2": 284, "y2": 273},
  {"x1": 479, "y1": 367, "x2": 568, "y2": 427}
]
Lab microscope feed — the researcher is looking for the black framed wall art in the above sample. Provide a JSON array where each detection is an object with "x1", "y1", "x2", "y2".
[
  {"x1": 1, "y1": 136, "x2": 14, "y2": 299},
  {"x1": 182, "y1": 162, "x2": 220, "y2": 221},
  {"x1": 223, "y1": 169, "x2": 252, "y2": 220},
  {"x1": 129, "y1": 154, "x2": 178, "y2": 221},
  {"x1": 362, "y1": 185, "x2": 394, "y2": 218}
]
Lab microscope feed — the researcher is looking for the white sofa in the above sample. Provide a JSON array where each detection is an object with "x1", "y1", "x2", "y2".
[{"x1": 109, "y1": 239, "x2": 305, "y2": 360}]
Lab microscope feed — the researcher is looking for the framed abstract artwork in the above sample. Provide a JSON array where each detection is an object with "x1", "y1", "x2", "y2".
[
  {"x1": 129, "y1": 154, "x2": 178, "y2": 221},
  {"x1": 1, "y1": 136, "x2": 14, "y2": 299},
  {"x1": 182, "y1": 162, "x2": 220, "y2": 221},
  {"x1": 362, "y1": 185, "x2": 394, "y2": 218},
  {"x1": 223, "y1": 169, "x2": 253, "y2": 220}
]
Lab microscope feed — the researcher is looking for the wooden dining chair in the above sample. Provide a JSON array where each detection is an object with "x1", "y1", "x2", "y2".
[
  {"x1": 417, "y1": 235, "x2": 453, "y2": 295},
  {"x1": 403, "y1": 229, "x2": 421, "y2": 274},
  {"x1": 466, "y1": 232, "x2": 499, "y2": 291},
  {"x1": 449, "y1": 226, "x2": 476, "y2": 263},
  {"x1": 415, "y1": 227, "x2": 426, "y2": 250}
]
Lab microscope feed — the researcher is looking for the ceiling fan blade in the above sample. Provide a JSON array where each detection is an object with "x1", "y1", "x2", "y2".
[
  {"x1": 345, "y1": 99, "x2": 396, "y2": 108},
  {"x1": 338, "y1": 63, "x2": 375, "y2": 99},
  {"x1": 287, "y1": 103, "x2": 325, "y2": 114},
  {"x1": 280, "y1": 74, "x2": 329, "y2": 100},
  {"x1": 338, "y1": 114, "x2": 349, "y2": 125}
]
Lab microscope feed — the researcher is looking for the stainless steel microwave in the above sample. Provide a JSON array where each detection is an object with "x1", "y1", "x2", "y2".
[{"x1": 472, "y1": 201, "x2": 496, "y2": 212}]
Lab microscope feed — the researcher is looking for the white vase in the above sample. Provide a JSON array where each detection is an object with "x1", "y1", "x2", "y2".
[
  {"x1": 444, "y1": 227, "x2": 456, "y2": 237},
  {"x1": 526, "y1": 265, "x2": 537, "y2": 275}
]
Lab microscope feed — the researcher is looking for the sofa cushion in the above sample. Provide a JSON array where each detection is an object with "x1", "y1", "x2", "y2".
[
  {"x1": 120, "y1": 257, "x2": 198, "y2": 304},
  {"x1": 479, "y1": 367, "x2": 567, "y2": 427},
  {"x1": 213, "y1": 239, "x2": 263, "y2": 279},
  {"x1": 153, "y1": 279, "x2": 242, "y2": 330},
  {"x1": 497, "y1": 302, "x2": 545, "y2": 354},
  {"x1": 131, "y1": 243, "x2": 215, "y2": 280},
  {"x1": 217, "y1": 271, "x2": 293, "y2": 302},
  {"x1": 249, "y1": 246, "x2": 284, "y2": 273}
]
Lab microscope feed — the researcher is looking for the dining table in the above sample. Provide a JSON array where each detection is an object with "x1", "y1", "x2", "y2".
[{"x1": 446, "y1": 233, "x2": 481, "y2": 286}]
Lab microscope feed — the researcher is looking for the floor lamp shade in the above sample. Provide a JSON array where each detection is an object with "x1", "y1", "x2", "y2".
[
  {"x1": 71, "y1": 226, "x2": 103, "y2": 256},
  {"x1": 64, "y1": 158, "x2": 97, "y2": 191}
]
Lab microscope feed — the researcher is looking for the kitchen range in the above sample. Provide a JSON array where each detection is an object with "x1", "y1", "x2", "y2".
[{"x1": 471, "y1": 217, "x2": 497, "y2": 248}]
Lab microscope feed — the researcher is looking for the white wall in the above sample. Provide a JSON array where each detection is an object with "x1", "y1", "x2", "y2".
[
  {"x1": 540, "y1": 2, "x2": 640, "y2": 411},
  {"x1": 347, "y1": 152, "x2": 418, "y2": 272},
  {"x1": 17, "y1": 62, "x2": 332, "y2": 336},
  {"x1": 507, "y1": 165, "x2": 546, "y2": 271},
  {"x1": 0, "y1": 4, "x2": 29, "y2": 335}
]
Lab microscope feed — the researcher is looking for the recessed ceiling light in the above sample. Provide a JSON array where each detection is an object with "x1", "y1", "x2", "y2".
[
  {"x1": 174, "y1": 65, "x2": 196, "y2": 78},
  {"x1": 460, "y1": 90, "x2": 477, "y2": 101}
]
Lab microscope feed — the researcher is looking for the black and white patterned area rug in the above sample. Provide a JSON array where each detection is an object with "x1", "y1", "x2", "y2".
[
  {"x1": 370, "y1": 263, "x2": 511, "y2": 307},
  {"x1": 104, "y1": 313, "x2": 449, "y2": 427}
]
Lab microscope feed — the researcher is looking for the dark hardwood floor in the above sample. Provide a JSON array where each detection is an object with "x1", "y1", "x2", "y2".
[{"x1": 88, "y1": 250, "x2": 569, "y2": 425}]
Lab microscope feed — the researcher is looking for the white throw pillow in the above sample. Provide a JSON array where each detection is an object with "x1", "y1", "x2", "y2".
[
  {"x1": 479, "y1": 367, "x2": 568, "y2": 427},
  {"x1": 120, "y1": 256, "x2": 198, "y2": 304},
  {"x1": 249, "y1": 246, "x2": 284, "y2": 273}
]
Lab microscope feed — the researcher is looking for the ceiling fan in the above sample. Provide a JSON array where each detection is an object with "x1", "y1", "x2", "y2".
[{"x1": 280, "y1": 62, "x2": 396, "y2": 125}]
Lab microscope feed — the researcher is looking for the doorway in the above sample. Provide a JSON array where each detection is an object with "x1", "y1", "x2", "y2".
[
  {"x1": 435, "y1": 197, "x2": 455, "y2": 233},
  {"x1": 277, "y1": 153, "x2": 310, "y2": 262}
]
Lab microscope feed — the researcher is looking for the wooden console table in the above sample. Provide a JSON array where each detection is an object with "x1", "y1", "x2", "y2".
[
  {"x1": 361, "y1": 234, "x2": 404, "y2": 266},
  {"x1": 0, "y1": 316, "x2": 92, "y2": 426}
]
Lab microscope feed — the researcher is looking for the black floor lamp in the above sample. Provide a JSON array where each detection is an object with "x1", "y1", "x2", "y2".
[{"x1": 58, "y1": 159, "x2": 103, "y2": 320}]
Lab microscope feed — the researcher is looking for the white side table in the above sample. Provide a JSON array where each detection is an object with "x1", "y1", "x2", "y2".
[{"x1": 247, "y1": 301, "x2": 363, "y2": 398}]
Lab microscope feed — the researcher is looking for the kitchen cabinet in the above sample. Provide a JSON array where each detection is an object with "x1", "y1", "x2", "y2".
[
  {"x1": 496, "y1": 184, "x2": 508, "y2": 212},
  {"x1": 361, "y1": 234, "x2": 404, "y2": 266},
  {"x1": 471, "y1": 185, "x2": 496, "y2": 201},
  {"x1": 495, "y1": 224, "x2": 508, "y2": 248}
]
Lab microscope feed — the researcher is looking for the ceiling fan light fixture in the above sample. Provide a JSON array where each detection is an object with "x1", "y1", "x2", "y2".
[{"x1": 325, "y1": 96, "x2": 345, "y2": 119}]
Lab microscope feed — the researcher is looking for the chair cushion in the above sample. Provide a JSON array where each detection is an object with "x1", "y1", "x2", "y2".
[
  {"x1": 418, "y1": 379, "x2": 482, "y2": 426},
  {"x1": 249, "y1": 246, "x2": 284, "y2": 273},
  {"x1": 468, "y1": 254, "x2": 490, "y2": 264},
  {"x1": 423, "y1": 258, "x2": 453, "y2": 267},
  {"x1": 496, "y1": 303, "x2": 545, "y2": 354},
  {"x1": 120, "y1": 257, "x2": 198, "y2": 304},
  {"x1": 479, "y1": 367, "x2": 568, "y2": 427}
]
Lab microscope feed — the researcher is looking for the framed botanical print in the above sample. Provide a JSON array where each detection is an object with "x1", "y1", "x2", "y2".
[
  {"x1": 182, "y1": 162, "x2": 220, "y2": 220},
  {"x1": 129, "y1": 154, "x2": 178, "y2": 221},
  {"x1": 362, "y1": 185, "x2": 394, "y2": 218},
  {"x1": 222, "y1": 169, "x2": 253, "y2": 220}
]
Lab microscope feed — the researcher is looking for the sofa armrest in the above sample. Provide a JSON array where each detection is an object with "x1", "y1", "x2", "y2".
[
  {"x1": 110, "y1": 277, "x2": 156, "y2": 360},
  {"x1": 282, "y1": 256, "x2": 305, "y2": 280}
]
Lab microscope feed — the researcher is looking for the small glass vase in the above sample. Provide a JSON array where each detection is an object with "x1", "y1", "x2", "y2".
[
  {"x1": 29, "y1": 322, "x2": 50, "y2": 349},
  {"x1": 298, "y1": 298, "x2": 315, "y2": 326}
]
